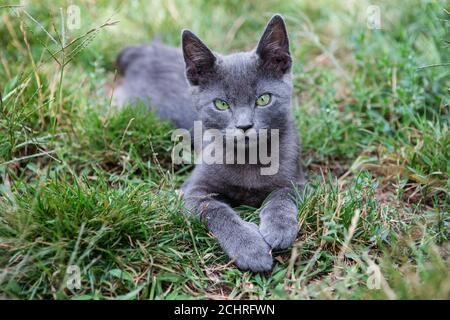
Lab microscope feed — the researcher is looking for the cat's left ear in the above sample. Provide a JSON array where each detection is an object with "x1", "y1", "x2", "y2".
[{"x1": 256, "y1": 15, "x2": 292, "y2": 76}]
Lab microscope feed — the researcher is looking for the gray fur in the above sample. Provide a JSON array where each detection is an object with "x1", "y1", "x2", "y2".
[
  {"x1": 115, "y1": 40, "x2": 196, "y2": 130},
  {"x1": 115, "y1": 15, "x2": 305, "y2": 272}
]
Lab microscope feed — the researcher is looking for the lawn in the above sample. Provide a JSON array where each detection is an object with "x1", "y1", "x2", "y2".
[{"x1": 0, "y1": 0, "x2": 448, "y2": 299}]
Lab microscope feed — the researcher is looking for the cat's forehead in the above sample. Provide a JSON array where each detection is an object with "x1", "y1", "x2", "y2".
[
  {"x1": 195, "y1": 51, "x2": 291, "y2": 102},
  {"x1": 214, "y1": 52, "x2": 259, "y2": 95},
  {"x1": 217, "y1": 52, "x2": 257, "y2": 73}
]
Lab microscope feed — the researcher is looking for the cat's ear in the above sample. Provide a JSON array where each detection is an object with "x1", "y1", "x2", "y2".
[
  {"x1": 256, "y1": 15, "x2": 292, "y2": 76},
  {"x1": 182, "y1": 30, "x2": 216, "y2": 86}
]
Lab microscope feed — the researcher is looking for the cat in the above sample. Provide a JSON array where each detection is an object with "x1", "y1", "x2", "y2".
[{"x1": 114, "y1": 15, "x2": 305, "y2": 272}]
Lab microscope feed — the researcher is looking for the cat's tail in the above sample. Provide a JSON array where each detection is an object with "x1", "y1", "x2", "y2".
[
  {"x1": 114, "y1": 45, "x2": 146, "y2": 107},
  {"x1": 116, "y1": 35, "x2": 163, "y2": 75},
  {"x1": 116, "y1": 45, "x2": 140, "y2": 75}
]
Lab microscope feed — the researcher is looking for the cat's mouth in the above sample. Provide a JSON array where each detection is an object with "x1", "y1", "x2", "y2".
[
  {"x1": 201, "y1": 128, "x2": 274, "y2": 151},
  {"x1": 223, "y1": 129, "x2": 272, "y2": 150},
  {"x1": 222, "y1": 127, "x2": 269, "y2": 137}
]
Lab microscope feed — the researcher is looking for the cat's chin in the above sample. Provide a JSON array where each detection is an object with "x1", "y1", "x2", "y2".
[{"x1": 227, "y1": 135, "x2": 260, "y2": 149}]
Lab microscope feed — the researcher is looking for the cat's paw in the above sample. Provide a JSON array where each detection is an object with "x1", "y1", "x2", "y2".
[
  {"x1": 259, "y1": 208, "x2": 298, "y2": 250},
  {"x1": 222, "y1": 221, "x2": 273, "y2": 272}
]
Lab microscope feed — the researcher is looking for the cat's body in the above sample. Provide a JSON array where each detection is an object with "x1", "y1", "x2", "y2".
[
  {"x1": 115, "y1": 41, "x2": 196, "y2": 130},
  {"x1": 115, "y1": 15, "x2": 305, "y2": 272}
]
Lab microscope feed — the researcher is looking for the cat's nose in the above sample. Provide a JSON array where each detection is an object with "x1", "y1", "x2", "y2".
[{"x1": 235, "y1": 122, "x2": 253, "y2": 131}]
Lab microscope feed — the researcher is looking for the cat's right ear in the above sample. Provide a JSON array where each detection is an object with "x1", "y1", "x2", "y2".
[
  {"x1": 256, "y1": 15, "x2": 292, "y2": 77},
  {"x1": 182, "y1": 30, "x2": 216, "y2": 86}
]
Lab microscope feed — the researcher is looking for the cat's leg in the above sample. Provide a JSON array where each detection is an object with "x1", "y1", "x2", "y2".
[
  {"x1": 183, "y1": 187, "x2": 273, "y2": 272},
  {"x1": 259, "y1": 187, "x2": 299, "y2": 250}
]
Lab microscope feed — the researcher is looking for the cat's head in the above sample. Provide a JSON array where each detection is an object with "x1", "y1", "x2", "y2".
[{"x1": 182, "y1": 15, "x2": 293, "y2": 133}]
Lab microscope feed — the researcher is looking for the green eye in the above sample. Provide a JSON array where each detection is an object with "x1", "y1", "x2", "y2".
[
  {"x1": 256, "y1": 93, "x2": 272, "y2": 106},
  {"x1": 214, "y1": 99, "x2": 230, "y2": 110}
]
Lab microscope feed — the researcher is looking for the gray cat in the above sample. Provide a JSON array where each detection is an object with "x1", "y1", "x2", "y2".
[{"x1": 115, "y1": 15, "x2": 305, "y2": 272}]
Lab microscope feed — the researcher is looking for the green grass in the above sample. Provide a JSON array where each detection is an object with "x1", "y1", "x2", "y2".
[{"x1": 0, "y1": 0, "x2": 449, "y2": 299}]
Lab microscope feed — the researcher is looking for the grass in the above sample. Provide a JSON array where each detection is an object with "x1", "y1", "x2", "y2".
[{"x1": 0, "y1": 0, "x2": 449, "y2": 299}]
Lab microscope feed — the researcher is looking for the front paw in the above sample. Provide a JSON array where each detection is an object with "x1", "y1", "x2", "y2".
[
  {"x1": 259, "y1": 207, "x2": 298, "y2": 250},
  {"x1": 221, "y1": 221, "x2": 273, "y2": 272}
]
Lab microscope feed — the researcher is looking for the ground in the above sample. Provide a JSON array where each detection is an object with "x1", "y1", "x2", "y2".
[{"x1": 0, "y1": 0, "x2": 448, "y2": 299}]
